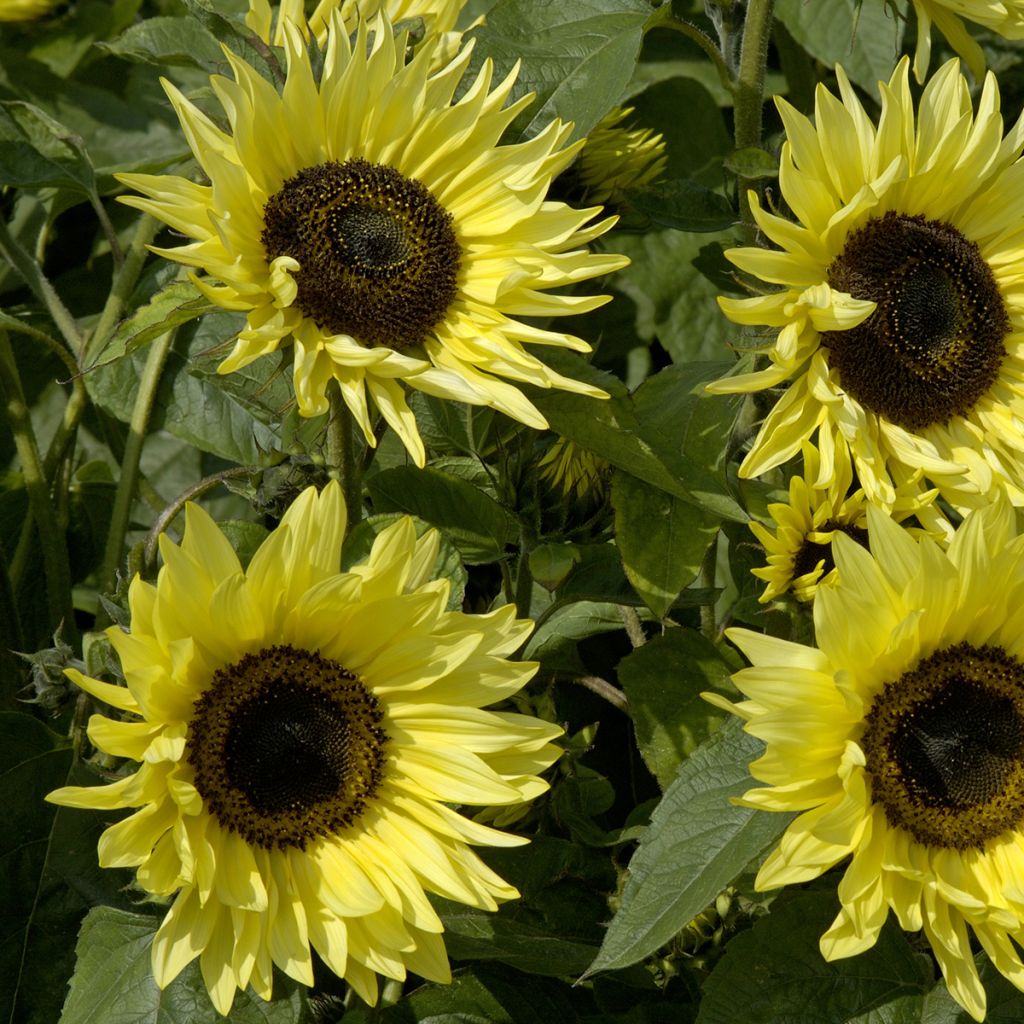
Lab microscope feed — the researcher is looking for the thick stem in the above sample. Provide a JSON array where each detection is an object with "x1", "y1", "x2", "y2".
[
  {"x1": 733, "y1": 0, "x2": 776, "y2": 233},
  {"x1": 575, "y1": 674, "x2": 629, "y2": 713},
  {"x1": 0, "y1": 333, "x2": 76, "y2": 639},
  {"x1": 0, "y1": 217, "x2": 83, "y2": 356},
  {"x1": 84, "y1": 214, "x2": 160, "y2": 367},
  {"x1": 98, "y1": 328, "x2": 176, "y2": 603}
]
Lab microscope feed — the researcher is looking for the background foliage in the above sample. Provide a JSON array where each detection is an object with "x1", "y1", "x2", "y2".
[{"x1": 2, "y1": 0, "x2": 1024, "y2": 1021}]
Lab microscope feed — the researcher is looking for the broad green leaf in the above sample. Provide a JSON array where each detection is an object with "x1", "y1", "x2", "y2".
[
  {"x1": 433, "y1": 898, "x2": 598, "y2": 976},
  {"x1": 632, "y1": 361, "x2": 747, "y2": 522},
  {"x1": 59, "y1": 907, "x2": 305, "y2": 1024},
  {"x1": 0, "y1": 101, "x2": 95, "y2": 193},
  {"x1": 99, "y1": 15, "x2": 227, "y2": 72},
  {"x1": 343, "y1": 512, "x2": 468, "y2": 610},
  {"x1": 920, "y1": 954, "x2": 1024, "y2": 1023},
  {"x1": 466, "y1": 0, "x2": 652, "y2": 142},
  {"x1": 344, "y1": 964, "x2": 579, "y2": 1024},
  {"x1": 85, "y1": 312, "x2": 282, "y2": 466},
  {"x1": 0, "y1": 716, "x2": 139, "y2": 1024},
  {"x1": 523, "y1": 600, "x2": 625, "y2": 674},
  {"x1": 774, "y1": 0, "x2": 905, "y2": 96},
  {"x1": 584, "y1": 720, "x2": 791, "y2": 976},
  {"x1": 617, "y1": 629, "x2": 736, "y2": 788},
  {"x1": 724, "y1": 146, "x2": 779, "y2": 179},
  {"x1": 90, "y1": 281, "x2": 215, "y2": 369},
  {"x1": 611, "y1": 471, "x2": 718, "y2": 618},
  {"x1": 611, "y1": 229, "x2": 737, "y2": 368},
  {"x1": 629, "y1": 77, "x2": 732, "y2": 186},
  {"x1": 366, "y1": 466, "x2": 516, "y2": 564},
  {"x1": 557, "y1": 543, "x2": 635, "y2": 605},
  {"x1": 629, "y1": 179, "x2": 736, "y2": 232},
  {"x1": 696, "y1": 890, "x2": 934, "y2": 1024}
]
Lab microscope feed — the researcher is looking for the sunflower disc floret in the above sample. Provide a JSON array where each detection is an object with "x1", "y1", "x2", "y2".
[{"x1": 47, "y1": 483, "x2": 562, "y2": 1014}]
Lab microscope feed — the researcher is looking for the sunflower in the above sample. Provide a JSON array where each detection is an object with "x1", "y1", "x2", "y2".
[
  {"x1": 706, "y1": 502, "x2": 1024, "y2": 1020},
  {"x1": 573, "y1": 106, "x2": 667, "y2": 205},
  {"x1": 751, "y1": 440, "x2": 938, "y2": 603},
  {"x1": 0, "y1": 0, "x2": 57, "y2": 21},
  {"x1": 117, "y1": 15, "x2": 625, "y2": 467},
  {"x1": 47, "y1": 482, "x2": 562, "y2": 1014},
  {"x1": 708, "y1": 58, "x2": 1024, "y2": 517},
  {"x1": 245, "y1": 0, "x2": 465, "y2": 50},
  {"x1": 909, "y1": 0, "x2": 1024, "y2": 82}
]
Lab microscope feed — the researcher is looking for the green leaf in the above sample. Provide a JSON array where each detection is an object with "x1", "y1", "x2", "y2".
[
  {"x1": 632, "y1": 361, "x2": 748, "y2": 522},
  {"x1": 0, "y1": 715, "x2": 139, "y2": 1024},
  {"x1": 611, "y1": 229, "x2": 737, "y2": 365},
  {"x1": 99, "y1": 15, "x2": 227, "y2": 72},
  {"x1": 85, "y1": 312, "x2": 282, "y2": 466},
  {"x1": 90, "y1": 281, "x2": 215, "y2": 369},
  {"x1": 343, "y1": 512, "x2": 468, "y2": 610},
  {"x1": 433, "y1": 898, "x2": 598, "y2": 977},
  {"x1": 774, "y1": 0, "x2": 905, "y2": 96},
  {"x1": 617, "y1": 629, "x2": 736, "y2": 788},
  {"x1": 366, "y1": 466, "x2": 516, "y2": 564},
  {"x1": 919, "y1": 954, "x2": 1024, "y2": 1023},
  {"x1": 584, "y1": 720, "x2": 791, "y2": 976},
  {"x1": 629, "y1": 179, "x2": 736, "y2": 232},
  {"x1": 723, "y1": 146, "x2": 779, "y2": 179},
  {"x1": 0, "y1": 101, "x2": 95, "y2": 193},
  {"x1": 697, "y1": 890, "x2": 934, "y2": 1024},
  {"x1": 59, "y1": 907, "x2": 306, "y2": 1024},
  {"x1": 466, "y1": 0, "x2": 652, "y2": 142},
  {"x1": 611, "y1": 471, "x2": 718, "y2": 618},
  {"x1": 524, "y1": 600, "x2": 625, "y2": 674}
]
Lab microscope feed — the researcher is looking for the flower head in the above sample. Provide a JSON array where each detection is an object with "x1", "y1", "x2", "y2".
[
  {"x1": 117, "y1": 15, "x2": 626, "y2": 466},
  {"x1": 710, "y1": 58, "x2": 1024, "y2": 517},
  {"x1": 909, "y1": 0, "x2": 1024, "y2": 82},
  {"x1": 47, "y1": 483, "x2": 561, "y2": 1014},
  {"x1": 574, "y1": 106, "x2": 667, "y2": 205},
  {"x1": 751, "y1": 441, "x2": 938, "y2": 603},
  {"x1": 709, "y1": 502, "x2": 1024, "y2": 1020},
  {"x1": 537, "y1": 435, "x2": 610, "y2": 505}
]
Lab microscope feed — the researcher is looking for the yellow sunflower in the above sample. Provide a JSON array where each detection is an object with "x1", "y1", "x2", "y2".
[
  {"x1": 751, "y1": 440, "x2": 938, "y2": 603},
  {"x1": 574, "y1": 106, "x2": 667, "y2": 205},
  {"x1": 245, "y1": 0, "x2": 465, "y2": 50},
  {"x1": 909, "y1": 0, "x2": 1024, "y2": 82},
  {"x1": 117, "y1": 15, "x2": 626, "y2": 467},
  {"x1": 0, "y1": 0, "x2": 57, "y2": 21},
  {"x1": 47, "y1": 482, "x2": 561, "y2": 1014},
  {"x1": 709, "y1": 57, "x2": 1024, "y2": 517},
  {"x1": 707, "y1": 501, "x2": 1024, "y2": 1020}
]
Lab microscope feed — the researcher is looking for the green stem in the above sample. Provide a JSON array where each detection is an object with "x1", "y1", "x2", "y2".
[
  {"x1": 0, "y1": 332, "x2": 76, "y2": 639},
  {"x1": 327, "y1": 385, "x2": 362, "y2": 533},
  {"x1": 98, "y1": 327, "x2": 176, "y2": 603},
  {"x1": 84, "y1": 214, "x2": 160, "y2": 367},
  {"x1": 0, "y1": 217, "x2": 83, "y2": 356},
  {"x1": 87, "y1": 192, "x2": 124, "y2": 271},
  {"x1": 733, "y1": 0, "x2": 776, "y2": 232},
  {"x1": 514, "y1": 524, "x2": 536, "y2": 619},
  {"x1": 651, "y1": 6, "x2": 733, "y2": 95},
  {"x1": 143, "y1": 467, "x2": 257, "y2": 567}
]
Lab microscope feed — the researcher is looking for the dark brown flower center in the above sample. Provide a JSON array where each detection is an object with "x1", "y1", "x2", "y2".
[
  {"x1": 861, "y1": 641, "x2": 1024, "y2": 850},
  {"x1": 790, "y1": 521, "x2": 868, "y2": 582},
  {"x1": 823, "y1": 211, "x2": 1008, "y2": 431},
  {"x1": 187, "y1": 644, "x2": 388, "y2": 850},
  {"x1": 261, "y1": 158, "x2": 461, "y2": 350}
]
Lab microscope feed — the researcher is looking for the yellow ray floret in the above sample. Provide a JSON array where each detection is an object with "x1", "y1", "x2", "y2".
[
  {"x1": 574, "y1": 106, "x2": 667, "y2": 205},
  {"x1": 47, "y1": 482, "x2": 562, "y2": 1014},
  {"x1": 909, "y1": 0, "x2": 1024, "y2": 82},
  {"x1": 0, "y1": 0, "x2": 56, "y2": 20},
  {"x1": 708, "y1": 500, "x2": 1024, "y2": 1020},
  {"x1": 710, "y1": 57, "x2": 1024, "y2": 517},
  {"x1": 117, "y1": 14, "x2": 626, "y2": 467}
]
